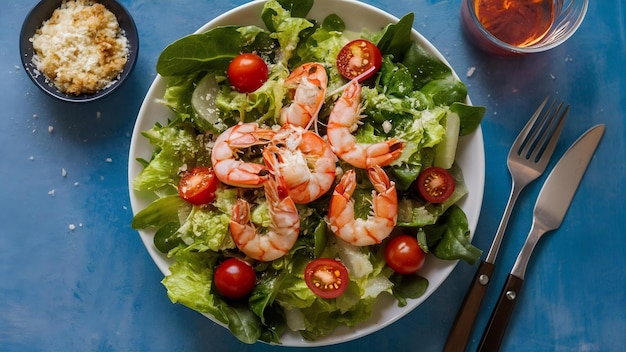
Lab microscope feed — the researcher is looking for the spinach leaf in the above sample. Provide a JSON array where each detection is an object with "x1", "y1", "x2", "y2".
[
  {"x1": 390, "y1": 273, "x2": 429, "y2": 307},
  {"x1": 376, "y1": 13, "x2": 415, "y2": 62},
  {"x1": 421, "y1": 78, "x2": 468, "y2": 106},
  {"x1": 278, "y1": 0, "x2": 314, "y2": 18},
  {"x1": 322, "y1": 14, "x2": 345, "y2": 32},
  {"x1": 403, "y1": 41, "x2": 454, "y2": 90},
  {"x1": 220, "y1": 301, "x2": 263, "y2": 344},
  {"x1": 432, "y1": 205, "x2": 482, "y2": 264},
  {"x1": 249, "y1": 270, "x2": 286, "y2": 324},
  {"x1": 156, "y1": 26, "x2": 270, "y2": 76},
  {"x1": 131, "y1": 195, "x2": 186, "y2": 229},
  {"x1": 153, "y1": 222, "x2": 182, "y2": 253},
  {"x1": 451, "y1": 102, "x2": 486, "y2": 136}
]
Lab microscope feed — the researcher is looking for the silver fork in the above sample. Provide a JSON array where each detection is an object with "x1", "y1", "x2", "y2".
[{"x1": 443, "y1": 97, "x2": 569, "y2": 352}]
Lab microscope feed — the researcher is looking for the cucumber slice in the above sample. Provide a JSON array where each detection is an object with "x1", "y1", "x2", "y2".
[
  {"x1": 434, "y1": 111, "x2": 460, "y2": 169},
  {"x1": 191, "y1": 73, "x2": 227, "y2": 132}
]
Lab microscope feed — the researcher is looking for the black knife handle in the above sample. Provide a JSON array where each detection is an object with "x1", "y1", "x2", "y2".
[
  {"x1": 443, "y1": 261, "x2": 495, "y2": 352},
  {"x1": 477, "y1": 274, "x2": 525, "y2": 352}
]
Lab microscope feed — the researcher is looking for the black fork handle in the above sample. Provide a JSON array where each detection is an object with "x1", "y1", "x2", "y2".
[
  {"x1": 477, "y1": 274, "x2": 525, "y2": 352},
  {"x1": 443, "y1": 261, "x2": 495, "y2": 352}
]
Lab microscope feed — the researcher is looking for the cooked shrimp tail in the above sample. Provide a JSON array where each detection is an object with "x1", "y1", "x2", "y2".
[
  {"x1": 327, "y1": 165, "x2": 397, "y2": 246},
  {"x1": 229, "y1": 174, "x2": 300, "y2": 261},
  {"x1": 327, "y1": 80, "x2": 403, "y2": 169},
  {"x1": 264, "y1": 125, "x2": 337, "y2": 204},
  {"x1": 211, "y1": 122, "x2": 275, "y2": 188},
  {"x1": 280, "y1": 63, "x2": 328, "y2": 129}
]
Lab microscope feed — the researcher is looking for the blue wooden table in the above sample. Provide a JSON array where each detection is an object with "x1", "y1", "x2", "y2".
[{"x1": 2, "y1": 1, "x2": 624, "y2": 351}]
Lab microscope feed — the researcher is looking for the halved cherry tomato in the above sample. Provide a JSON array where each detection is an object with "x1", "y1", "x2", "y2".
[
  {"x1": 214, "y1": 258, "x2": 256, "y2": 299},
  {"x1": 227, "y1": 53, "x2": 269, "y2": 93},
  {"x1": 304, "y1": 258, "x2": 349, "y2": 299},
  {"x1": 385, "y1": 234, "x2": 426, "y2": 275},
  {"x1": 416, "y1": 166, "x2": 455, "y2": 204},
  {"x1": 336, "y1": 39, "x2": 382, "y2": 81},
  {"x1": 178, "y1": 166, "x2": 218, "y2": 205}
]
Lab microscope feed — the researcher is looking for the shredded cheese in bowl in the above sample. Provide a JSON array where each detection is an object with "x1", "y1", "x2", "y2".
[{"x1": 29, "y1": 0, "x2": 129, "y2": 95}]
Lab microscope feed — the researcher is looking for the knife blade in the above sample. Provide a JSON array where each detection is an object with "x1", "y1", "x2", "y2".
[{"x1": 477, "y1": 124, "x2": 605, "y2": 352}]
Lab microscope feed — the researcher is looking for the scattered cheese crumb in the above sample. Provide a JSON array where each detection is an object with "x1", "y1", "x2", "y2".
[
  {"x1": 96, "y1": 111, "x2": 102, "y2": 119},
  {"x1": 48, "y1": 125, "x2": 54, "y2": 133},
  {"x1": 29, "y1": 0, "x2": 129, "y2": 95},
  {"x1": 69, "y1": 224, "x2": 76, "y2": 231},
  {"x1": 105, "y1": 157, "x2": 113, "y2": 163},
  {"x1": 29, "y1": 156, "x2": 35, "y2": 161},
  {"x1": 74, "y1": 182, "x2": 80, "y2": 187},
  {"x1": 33, "y1": 114, "x2": 38, "y2": 118},
  {"x1": 48, "y1": 189, "x2": 56, "y2": 196},
  {"x1": 466, "y1": 66, "x2": 476, "y2": 77},
  {"x1": 62, "y1": 168, "x2": 67, "y2": 177},
  {"x1": 382, "y1": 120, "x2": 392, "y2": 134}
]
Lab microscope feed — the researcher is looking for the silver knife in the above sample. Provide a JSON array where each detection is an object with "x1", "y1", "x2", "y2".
[{"x1": 477, "y1": 124, "x2": 605, "y2": 352}]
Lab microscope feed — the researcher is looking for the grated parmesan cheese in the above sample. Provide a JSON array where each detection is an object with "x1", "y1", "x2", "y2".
[{"x1": 30, "y1": 0, "x2": 129, "y2": 95}]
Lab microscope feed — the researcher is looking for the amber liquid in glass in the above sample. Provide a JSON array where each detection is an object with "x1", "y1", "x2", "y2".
[{"x1": 474, "y1": 0, "x2": 555, "y2": 47}]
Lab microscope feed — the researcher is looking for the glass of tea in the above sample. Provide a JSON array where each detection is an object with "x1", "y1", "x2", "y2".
[{"x1": 461, "y1": 0, "x2": 588, "y2": 55}]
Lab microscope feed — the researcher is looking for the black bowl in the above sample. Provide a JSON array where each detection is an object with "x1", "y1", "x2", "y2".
[{"x1": 19, "y1": 0, "x2": 139, "y2": 103}]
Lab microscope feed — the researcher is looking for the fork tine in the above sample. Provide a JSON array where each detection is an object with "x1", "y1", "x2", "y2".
[
  {"x1": 534, "y1": 104, "x2": 568, "y2": 169},
  {"x1": 519, "y1": 99, "x2": 559, "y2": 159},
  {"x1": 525, "y1": 99, "x2": 563, "y2": 160},
  {"x1": 510, "y1": 96, "x2": 550, "y2": 155}
]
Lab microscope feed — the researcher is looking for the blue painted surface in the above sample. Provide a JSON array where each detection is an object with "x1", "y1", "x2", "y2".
[{"x1": 1, "y1": 1, "x2": 624, "y2": 351}]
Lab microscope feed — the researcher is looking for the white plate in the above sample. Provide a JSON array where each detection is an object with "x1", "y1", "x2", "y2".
[{"x1": 128, "y1": 0, "x2": 485, "y2": 346}]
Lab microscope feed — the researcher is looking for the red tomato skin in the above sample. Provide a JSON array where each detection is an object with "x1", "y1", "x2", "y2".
[
  {"x1": 336, "y1": 39, "x2": 382, "y2": 81},
  {"x1": 304, "y1": 258, "x2": 349, "y2": 299},
  {"x1": 227, "y1": 53, "x2": 269, "y2": 93},
  {"x1": 416, "y1": 166, "x2": 456, "y2": 204},
  {"x1": 178, "y1": 167, "x2": 218, "y2": 205},
  {"x1": 213, "y1": 258, "x2": 256, "y2": 299},
  {"x1": 385, "y1": 235, "x2": 426, "y2": 275}
]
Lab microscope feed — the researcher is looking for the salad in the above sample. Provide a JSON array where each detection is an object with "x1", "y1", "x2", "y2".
[{"x1": 131, "y1": 0, "x2": 485, "y2": 344}]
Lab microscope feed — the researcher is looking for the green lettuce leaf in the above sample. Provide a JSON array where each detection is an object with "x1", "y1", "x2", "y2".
[
  {"x1": 262, "y1": 0, "x2": 313, "y2": 65},
  {"x1": 171, "y1": 206, "x2": 234, "y2": 255},
  {"x1": 162, "y1": 251, "x2": 223, "y2": 320},
  {"x1": 133, "y1": 123, "x2": 204, "y2": 192}
]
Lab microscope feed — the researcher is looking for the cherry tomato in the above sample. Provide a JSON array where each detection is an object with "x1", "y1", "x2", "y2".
[
  {"x1": 213, "y1": 258, "x2": 256, "y2": 299},
  {"x1": 416, "y1": 166, "x2": 455, "y2": 204},
  {"x1": 227, "y1": 53, "x2": 269, "y2": 93},
  {"x1": 304, "y1": 258, "x2": 349, "y2": 299},
  {"x1": 336, "y1": 39, "x2": 382, "y2": 81},
  {"x1": 385, "y1": 234, "x2": 426, "y2": 275},
  {"x1": 178, "y1": 167, "x2": 218, "y2": 205}
]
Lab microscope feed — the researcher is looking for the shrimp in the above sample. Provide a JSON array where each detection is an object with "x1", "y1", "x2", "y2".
[
  {"x1": 327, "y1": 80, "x2": 404, "y2": 169},
  {"x1": 327, "y1": 165, "x2": 397, "y2": 246},
  {"x1": 229, "y1": 174, "x2": 300, "y2": 261},
  {"x1": 264, "y1": 125, "x2": 336, "y2": 204},
  {"x1": 280, "y1": 62, "x2": 328, "y2": 129},
  {"x1": 211, "y1": 122, "x2": 275, "y2": 188}
]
